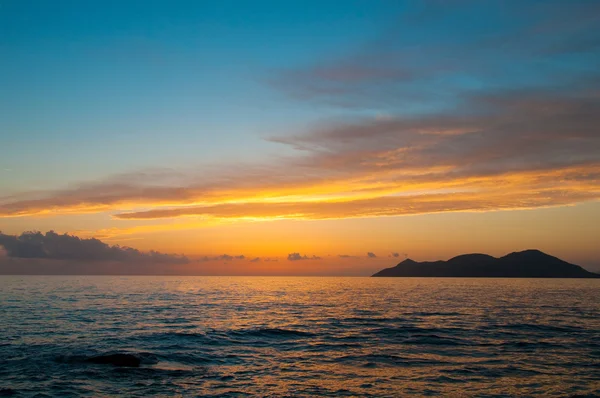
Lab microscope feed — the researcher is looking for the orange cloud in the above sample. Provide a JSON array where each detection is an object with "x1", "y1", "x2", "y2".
[{"x1": 1, "y1": 86, "x2": 599, "y2": 223}]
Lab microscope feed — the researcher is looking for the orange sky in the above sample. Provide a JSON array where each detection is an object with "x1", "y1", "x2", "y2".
[
  {"x1": 2, "y1": 201, "x2": 599, "y2": 274},
  {"x1": 1, "y1": 1, "x2": 600, "y2": 274}
]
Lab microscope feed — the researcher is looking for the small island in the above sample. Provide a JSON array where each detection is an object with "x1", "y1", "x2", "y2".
[{"x1": 372, "y1": 250, "x2": 600, "y2": 278}]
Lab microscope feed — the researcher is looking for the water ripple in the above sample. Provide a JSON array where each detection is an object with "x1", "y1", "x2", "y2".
[{"x1": 0, "y1": 276, "x2": 599, "y2": 397}]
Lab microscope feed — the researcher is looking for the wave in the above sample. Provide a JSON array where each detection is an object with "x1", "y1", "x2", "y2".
[
  {"x1": 510, "y1": 340, "x2": 565, "y2": 348},
  {"x1": 366, "y1": 325, "x2": 466, "y2": 336},
  {"x1": 54, "y1": 352, "x2": 159, "y2": 367},
  {"x1": 333, "y1": 353, "x2": 447, "y2": 367},
  {"x1": 402, "y1": 334, "x2": 471, "y2": 346},
  {"x1": 331, "y1": 316, "x2": 406, "y2": 326},
  {"x1": 137, "y1": 328, "x2": 315, "y2": 343},
  {"x1": 227, "y1": 327, "x2": 315, "y2": 338},
  {"x1": 500, "y1": 323, "x2": 583, "y2": 333}
]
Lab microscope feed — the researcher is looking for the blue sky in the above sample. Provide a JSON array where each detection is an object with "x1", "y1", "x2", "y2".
[{"x1": 1, "y1": 0, "x2": 406, "y2": 191}]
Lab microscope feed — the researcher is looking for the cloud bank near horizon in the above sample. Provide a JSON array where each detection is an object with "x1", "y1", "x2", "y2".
[
  {"x1": 0, "y1": 231, "x2": 188, "y2": 264},
  {"x1": 0, "y1": 231, "x2": 396, "y2": 275},
  {"x1": 287, "y1": 253, "x2": 322, "y2": 261}
]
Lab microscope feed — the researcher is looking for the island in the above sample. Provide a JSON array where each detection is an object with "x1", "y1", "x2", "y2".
[{"x1": 372, "y1": 250, "x2": 600, "y2": 278}]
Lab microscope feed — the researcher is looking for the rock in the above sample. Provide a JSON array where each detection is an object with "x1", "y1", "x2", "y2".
[{"x1": 86, "y1": 354, "x2": 141, "y2": 367}]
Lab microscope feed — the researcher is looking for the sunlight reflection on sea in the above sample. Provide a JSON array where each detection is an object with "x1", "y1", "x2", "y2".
[{"x1": 0, "y1": 276, "x2": 599, "y2": 397}]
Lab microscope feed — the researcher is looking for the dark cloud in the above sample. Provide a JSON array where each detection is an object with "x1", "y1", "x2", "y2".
[
  {"x1": 391, "y1": 252, "x2": 400, "y2": 258},
  {"x1": 250, "y1": 257, "x2": 261, "y2": 262},
  {"x1": 287, "y1": 253, "x2": 322, "y2": 261},
  {"x1": 338, "y1": 254, "x2": 356, "y2": 258},
  {"x1": 0, "y1": 231, "x2": 188, "y2": 264},
  {"x1": 201, "y1": 254, "x2": 246, "y2": 262},
  {"x1": 367, "y1": 252, "x2": 377, "y2": 258},
  {"x1": 287, "y1": 253, "x2": 304, "y2": 261}
]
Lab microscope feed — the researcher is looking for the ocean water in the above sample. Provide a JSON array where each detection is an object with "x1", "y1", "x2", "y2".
[{"x1": 0, "y1": 276, "x2": 599, "y2": 397}]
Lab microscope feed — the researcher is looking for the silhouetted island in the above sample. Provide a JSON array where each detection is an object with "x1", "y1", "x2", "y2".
[{"x1": 372, "y1": 250, "x2": 600, "y2": 278}]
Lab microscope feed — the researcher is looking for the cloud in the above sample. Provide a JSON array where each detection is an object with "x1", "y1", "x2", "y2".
[
  {"x1": 338, "y1": 254, "x2": 356, "y2": 258},
  {"x1": 272, "y1": 1, "x2": 600, "y2": 109},
  {"x1": 2, "y1": 87, "x2": 598, "y2": 223},
  {"x1": 391, "y1": 252, "x2": 400, "y2": 258},
  {"x1": 367, "y1": 252, "x2": 377, "y2": 258},
  {"x1": 287, "y1": 253, "x2": 322, "y2": 261},
  {"x1": 250, "y1": 257, "x2": 261, "y2": 262},
  {"x1": 200, "y1": 254, "x2": 246, "y2": 262},
  {"x1": 0, "y1": 231, "x2": 188, "y2": 264}
]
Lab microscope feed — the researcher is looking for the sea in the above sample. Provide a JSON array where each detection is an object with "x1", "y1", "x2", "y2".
[{"x1": 0, "y1": 276, "x2": 599, "y2": 397}]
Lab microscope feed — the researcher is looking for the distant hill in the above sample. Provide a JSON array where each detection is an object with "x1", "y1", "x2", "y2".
[{"x1": 372, "y1": 250, "x2": 600, "y2": 278}]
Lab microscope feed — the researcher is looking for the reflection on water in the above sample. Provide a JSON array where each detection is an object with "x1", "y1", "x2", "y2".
[{"x1": 0, "y1": 276, "x2": 599, "y2": 396}]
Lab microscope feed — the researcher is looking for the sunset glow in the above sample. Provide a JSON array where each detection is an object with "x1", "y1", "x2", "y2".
[{"x1": 1, "y1": 0, "x2": 599, "y2": 274}]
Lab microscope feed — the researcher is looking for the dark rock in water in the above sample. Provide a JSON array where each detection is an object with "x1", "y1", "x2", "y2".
[
  {"x1": 0, "y1": 389, "x2": 16, "y2": 396},
  {"x1": 372, "y1": 249, "x2": 600, "y2": 278},
  {"x1": 86, "y1": 354, "x2": 141, "y2": 367}
]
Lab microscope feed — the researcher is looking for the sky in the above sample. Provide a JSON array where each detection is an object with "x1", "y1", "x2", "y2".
[{"x1": 1, "y1": 0, "x2": 599, "y2": 275}]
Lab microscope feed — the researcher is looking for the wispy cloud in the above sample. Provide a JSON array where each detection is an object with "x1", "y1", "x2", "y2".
[
  {"x1": 367, "y1": 252, "x2": 377, "y2": 258},
  {"x1": 1, "y1": 89, "x2": 598, "y2": 222},
  {"x1": 200, "y1": 254, "x2": 246, "y2": 262},
  {"x1": 272, "y1": 1, "x2": 600, "y2": 109}
]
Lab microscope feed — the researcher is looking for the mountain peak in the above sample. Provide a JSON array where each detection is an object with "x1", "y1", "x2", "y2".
[
  {"x1": 502, "y1": 249, "x2": 555, "y2": 260},
  {"x1": 399, "y1": 258, "x2": 417, "y2": 265},
  {"x1": 513, "y1": 249, "x2": 546, "y2": 255}
]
